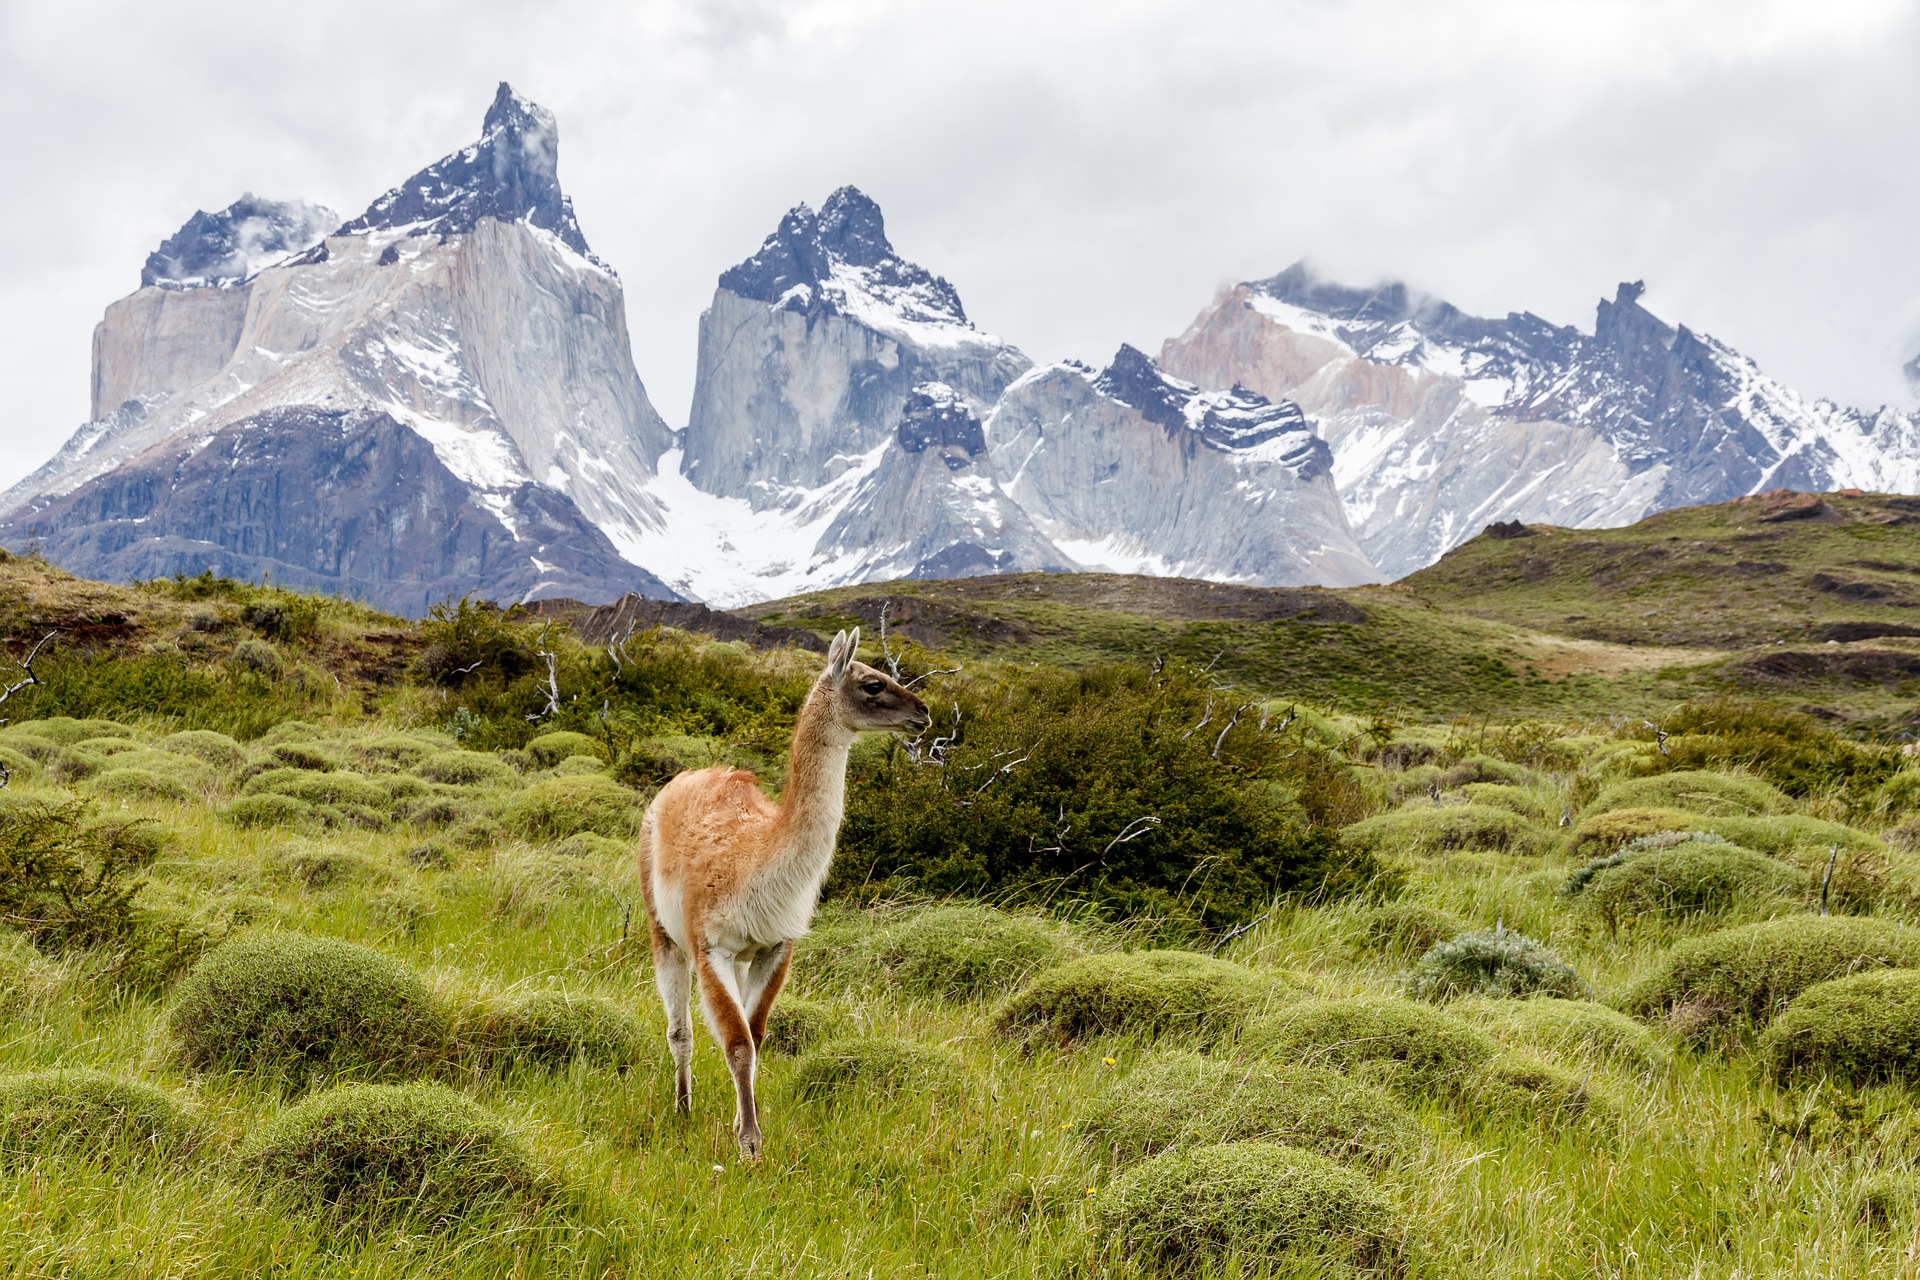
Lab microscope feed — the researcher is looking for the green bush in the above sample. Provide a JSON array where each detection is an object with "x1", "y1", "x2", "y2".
[
  {"x1": 358, "y1": 735, "x2": 442, "y2": 767},
  {"x1": 229, "y1": 638, "x2": 284, "y2": 676},
  {"x1": 1349, "y1": 901, "x2": 1470, "y2": 958},
  {"x1": 253, "y1": 770, "x2": 393, "y2": 811},
  {"x1": 863, "y1": 905, "x2": 1080, "y2": 1001},
  {"x1": 790, "y1": 1036, "x2": 964, "y2": 1100},
  {"x1": 835, "y1": 661, "x2": 1388, "y2": 933},
  {"x1": 1, "y1": 717, "x2": 134, "y2": 745},
  {"x1": 1093, "y1": 1141, "x2": 1406, "y2": 1276},
  {"x1": 0, "y1": 1069, "x2": 198, "y2": 1162},
  {"x1": 1402, "y1": 927, "x2": 1586, "y2": 1002},
  {"x1": 0, "y1": 798, "x2": 162, "y2": 950},
  {"x1": 1563, "y1": 808, "x2": 1707, "y2": 859},
  {"x1": 1655, "y1": 701, "x2": 1899, "y2": 803},
  {"x1": 0, "y1": 745, "x2": 38, "y2": 783},
  {"x1": 1463, "y1": 1054, "x2": 1618, "y2": 1129},
  {"x1": 1457, "y1": 783, "x2": 1550, "y2": 820},
  {"x1": 1583, "y1": 771, "x2": 1787, "y2": 819},
  {"x1": 466, "y1": 992, "x2": 644, "y2": 1071},
  {"x1": 86, "y1": 766, "x2": 193, "y2": 801},
  {"x1": 1340, "y1": 804, "x2": 1546, "y2": 858},
  {"x1": 243, "y1": 1082, "x2": 544, "y2": 1228},
  {"x1": 224, "y1": 793, "x2": 314, "y2": 829},
  {"x1": 1240, "y1": 997, "x2": 1497, "y2": 1096},
  {"x1": 0, "y1": 732, "x2": 62, "y2": 762},
  {"x1": 1078, "y1": 1054, "x2": 1417, "y2": 1166},
  {"x1": 994, "y1": 950, "x2": 1277, "y2": 1046},
  {"x1": 505, "y1": 775, "x2": 640, "y2": 840},
  {"x1": 1577, "y1": 842, "x2": 1807, "y2": 926},
  {"x1": 762, "y1": 998, "x2": 837, "y2": 1055},
  {"x1": 416, "y1": 751, "x2": 516, "y2": 786},
  {"x1": 160, "y1": 729, "x2": 247, "y2": 771},
  {"x1": 1457, "y1": 997, "x2": 1668, "y2": 1073},
  {"x1": 526, "y1": 731, "x2": 600, "y2": 767},
  {"x1": 260, "y1": 741, "x2": 337, "y2": 772},
  {"x1": 1759, "y1": 969, "x2": 1920, "y2": 1085},
  {"x1": 169, "y1": 932, "x2": 449, "y2": 1081},
  {"x1": 1620, "y1": 916, "x2": 1920, "y2": 1038}
]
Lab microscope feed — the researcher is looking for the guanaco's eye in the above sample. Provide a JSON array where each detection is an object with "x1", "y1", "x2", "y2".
[{"x1": 861, "y1": 680, "x2": 885, "y2": 696}]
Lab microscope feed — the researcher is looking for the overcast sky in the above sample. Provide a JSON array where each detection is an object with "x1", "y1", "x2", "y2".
[{"x1": 3, "y1": 0, "x2": 1917, "y2": 488}]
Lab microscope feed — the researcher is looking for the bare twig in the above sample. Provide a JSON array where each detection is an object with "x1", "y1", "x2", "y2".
[
  {"x1": 1643, "y1": 719, "x2": 1670, "y2": 758},
  {"x1": 524, "y1": 623, "x2": 562, "y2": 723},
  {"x1": 1212, "y1": 701, "x2": 1255, "y2": 759},
  {"x1": 1819, "y1": 845, "x2": 1838, "y2": 917},
  {"x1": 0, "y1": 630, "x2": 58, "y2": 788},
  {"x1": 1183, "y1": 700, "x2": 1215, "y2": 739},
  {"x1": 1100, "y1": 816, "x2": 1162, "y2": 859},
  {"x1": 973, "y1": 748, "x2": 1032, "y2": 795},
  {"x1": 904, "y1": 666, "x2": 961, "y2": 690},
  {"x1": 1211, "y1": 912, "x2": 1272, "y2": 954},
  {"x1": 607, "y1": 616, "x2": 640, "y2": 674},
  {"x1": 877, "y1": 601, "x2": 903, "y2": 681}
]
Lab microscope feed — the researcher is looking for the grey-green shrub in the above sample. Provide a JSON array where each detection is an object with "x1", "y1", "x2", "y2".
[
  {"x1": 995, "y1": 950, "x2": 1276, "y2": 1046},
  {"x1": 1759, "y1": 969, "x2": 1920, "y2": 1085},
  {"x1": 1401, "y1": 927, "x2": 1586, "y2": 1002},
  {"x1": 790, "y1": 1035, "x2": 964, "y2": 1099},
  {"x1": 169, "y1": 932, "x2": 448, "y2": 1081},
  {"x1": 243, "y1": 1082, "x2": 544, "y2": 1227},
  {"x1": 1240, "y1": 997, "x2": 1497, "y2": 1096},
  {"x1": 1620, "y1": 916, "x2": 1920, "y2": 1037},
  {"x1": 1093, "y1": 1141, "x2": 1406, "y2": 1276},
  {"x1": 1340, "y1": 803, "x2": 1546, "y2": 857},
  {"x1": 1577, "y1": 842, "x2": 1807, "y2": 926},
  {"x1": 467, "y1": 991, "x2": 644, "y2": 1071},
  {"x1": 0, "y1": 1069, "x2": 198, "y2": 1161},
  {"x1": 1079, "y1": 1054, "x2": 1418, "y2": 1166}
]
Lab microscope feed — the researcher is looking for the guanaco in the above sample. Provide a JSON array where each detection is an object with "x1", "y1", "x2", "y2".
[{"x1": 637, "y1": 628, "x2": 930, "y2": 1159}]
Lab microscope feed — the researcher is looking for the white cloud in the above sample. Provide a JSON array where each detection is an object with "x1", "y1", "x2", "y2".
[{"x1": 2, "y1": 0, "x2": 1916, "y2": 488}]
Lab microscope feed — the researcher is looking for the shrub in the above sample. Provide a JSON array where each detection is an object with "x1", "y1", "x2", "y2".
[
  {"x1": 0, "y1": 745, "x2": 38, "y2": 783},
  {"x1": 2, "y1": 717, "x2": 133, "y2": 745},
  {"x1": 1583, "y1": 771, "x2": 1787, "y2": 819},
  {"x1": 1463, "y1": 1054, "x2": 1618, "y2": 1129},
  {"x1": 1349, "y1": 901, "x2": 1470, "y2": 958},
  {"x1": 1564, "y1": 808, "x2": 1707, "y2": 859},
  {"x1": 160, "y1": 729, "x2": 247, "y2": 771},
  {"x1": 505, "y1": 775, "x2": 640, "y2": 840},
  {"x1": 466, "y1": 992, "x2": 644, "y2": 1071},
  {"x1": 0, "y1": 798, "x2": 162, "y2": 950},
  {"x1": 416, "y1": 750, "x2": 516, "y2": 786},
  {"x1": 261, "y1": 741, "x2": 337, "y2": 772},
  {"x1": 0, "y1": 1069, "x2": 198, "y2": 1162},
  {"x1": 552, "y1": 832, "x2": 626, "y2": 860},
  {"x1": 1093, "y1": 1141, "x2": 1406, "y2": 1276},
  {"x1": 1620, "y1": 916, "x2": 1920, "y2": 1037},
  {"x1": 359, "y1": 735, "x2": 441, "y2": 767},
  {"x1": 1457, "y1": 997, "x2": 1668, "y2": 1073},
  {"x1": 835, "y1": 660, "x2": 1388, "y2": 933},
  {"x1": 1240, "y1": 997, "x2": 1497, "y2": 1096},
  {"x1": 1340, "y1": 804, "x2": 1546, "y2": 858},
  {"x1": 1402, "y1": 928, "x2": 1587, "y2": 1002},
  {"x1": 790, "y1": 1036, "x2": 964, "y2": 1100},
  {"x1": 276, "y1": 846, "x2": 391, "y2": 891},
  {"x1": 0, "y1": 732, "x2": 61, "y2": 763},
  {"x1": 243, "y1": 1082, "x2": 544, "y2": 1228},
  {"x1": 404, "y1": 840, "x2": 454, "y2": 870},
  {"x1": 526, "y1": 731, "x2": 600, "y2": 767},
  {"x1": 376, "y1": 773, "x2": 430, "y2": 803},
  {"x1": 229, "y1": 639, "x2": 284, "y2": 676},
  {"x1": 1563, "y1": 830, "x2": 1725, "y2": 896},
  {"x1": 1759, "y1": 969, "x2": 1920, "y2": 1085},
  {"x1": 1566, "y1": 807, "x2": 1878, "y2": 862},
  {"x1": 1577, "y1": 843, "x2": 1807, "y2": 927},
  {"x1": 169, "y1": 932, "x2": 449, "y2": 1081},
  {"x1": 254, "y1": 770, "x2": 393, "y2": 811},
  {"x1": 994, "y1": 950, "x2": 1277, "y2": 1046},
  {"x1": 1457, "y1": 783, "x2": 1550, "y2": 820},
  {"x1": 762, "y1": 998, "x2": 836, "y2": 1055},
  {"x1": 224, "y1": 793, "x2": 314, "y2": 829},
  {"x1": 1079, "y1": 1054, "x2": 1418, "y2": 1166},
  {"x1": 864, "y1": 905, "x2": 1080, "y2": 1001},
  {"x1": 87, "y1": 766, "x2": 193, "y2": 802},
  {"x1": 1655, "y1": 700, "x2": 1898, "y2": 803}
]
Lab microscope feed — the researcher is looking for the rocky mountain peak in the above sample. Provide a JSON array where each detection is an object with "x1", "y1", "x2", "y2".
[
  {"x1": 141, "y1": 194, "x2": 336, "y2": 289},
  {"x1": 896, "y1": 382, "x2": 986, "y2": 465},
  {"x1": 334, "y1": 82, "x2": 597, "y2": 262},
  {"x1": 716, "y1": 185, "x2": 969, "y2": 330},
  {"x1": 1094, "y1": 344, "x2": 1308, "y2": 453}
]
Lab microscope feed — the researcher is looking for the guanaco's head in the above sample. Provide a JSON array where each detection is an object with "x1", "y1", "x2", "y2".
[{"x1": 820, "y1": 627, "x2": 932, "y2": 733}]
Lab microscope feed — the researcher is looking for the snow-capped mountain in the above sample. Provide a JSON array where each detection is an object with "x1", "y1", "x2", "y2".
[
  {"x1": 1160, "y1": 264, "x2": 1920, "y2": 578},
  {"x1": 987, "y1": 346, "x2": 1377, "y2": 587},
  {"x1": 1, "y1": 84, "x2": 677, "y2": 609}
]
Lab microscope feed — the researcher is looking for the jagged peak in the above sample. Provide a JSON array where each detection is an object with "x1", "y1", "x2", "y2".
[
  {"x1": 334, "y1": 82, "x2": 599, "y2": 265},
  {"x1": 141, "y1": 194, "x2": 337, "y2": 290},
  {"x1": 717, "y1": 187, "x2": 972, "y2": 337}
]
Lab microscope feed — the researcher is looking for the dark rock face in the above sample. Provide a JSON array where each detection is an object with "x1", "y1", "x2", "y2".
[
  {"x1": 718, "y1": 185, "x2": 968, "y2": 323},
  {"x1": 1095, "y1": 345, "x2": 1317, "y2": 457},
  {"x1": 335, "y1": 82, "x2": 596, "y2": 261},
  {"x1": 0, "y1": 406, "x2": 674, "y2": 616},
  {"x1": 896, "y1": 384, "x2": 986, "y2": 465},
  {"x1": 142, "y1": 194, "x2": 336, "y2": 289}
]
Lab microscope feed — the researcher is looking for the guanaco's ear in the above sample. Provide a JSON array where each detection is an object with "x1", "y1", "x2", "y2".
[{"x1": 825, "y1": 628, "x2": 858, "y2": 681}]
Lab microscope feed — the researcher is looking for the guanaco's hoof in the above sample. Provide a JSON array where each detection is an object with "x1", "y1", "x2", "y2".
[{"x1": 736, "y1": 1129, "x2": 764, "y2": 1162}]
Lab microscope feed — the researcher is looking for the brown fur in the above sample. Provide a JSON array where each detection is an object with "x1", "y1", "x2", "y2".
[{"x1": 637, "y1": 628, "x2": 928, "y2": 1159}]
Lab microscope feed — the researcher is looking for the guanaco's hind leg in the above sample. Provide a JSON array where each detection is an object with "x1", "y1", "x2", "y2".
[
  {"x1": 694, "y1": 947, "x2": 763, "y2": 1160},
  {"x1": 742, "y1": 941, "x2": 795, "y2": 1050},
  {"x1": 649, "y1": 920, "x2": 695, "y2": 1113}
]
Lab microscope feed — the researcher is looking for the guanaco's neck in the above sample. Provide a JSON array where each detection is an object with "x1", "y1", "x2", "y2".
[{"x1": 771, "y1": 679, "x2": 854, "y2": 871}]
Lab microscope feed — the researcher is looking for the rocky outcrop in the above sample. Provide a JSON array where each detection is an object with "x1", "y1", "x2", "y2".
[
  {"x1": 0, "y1": 407, "x2": 667, "y2": 616},
  {"x1": 1161, "y1": 264, "x2": 1920, "y2": 578},
  {"x1": 987, "y1": 346, "x2": 1379, "y2": 587},
  {"x1": 3, "y1": 84, "x2": 677, "y2": 609},
  {"x1": 142, "y1": 194, "x2": 336, "y2": 290}
]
